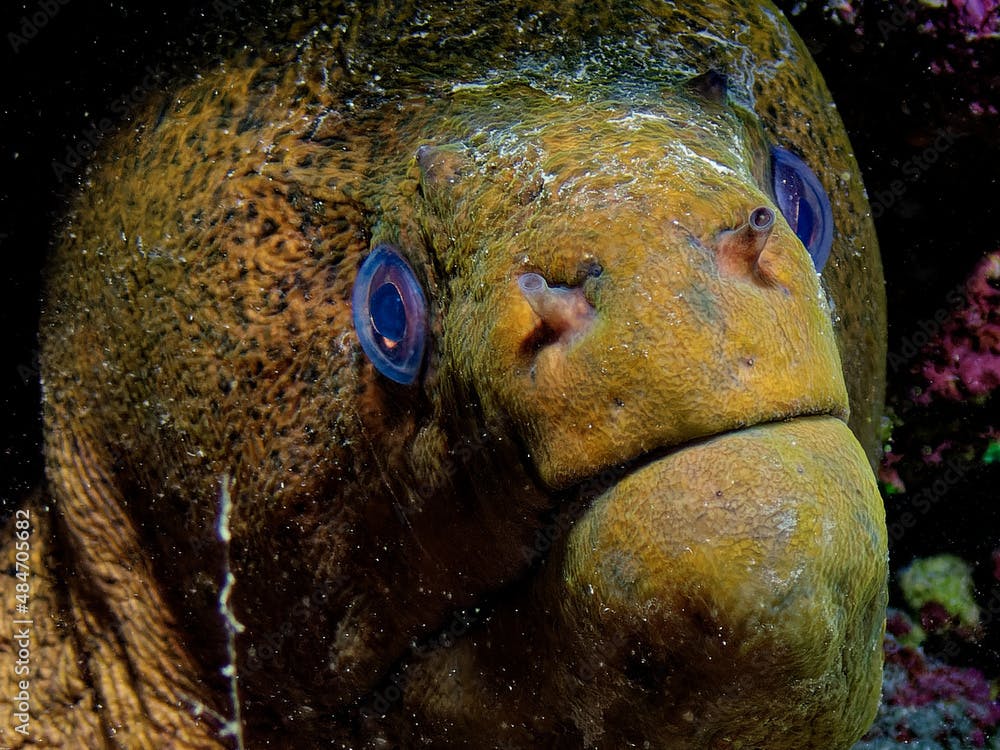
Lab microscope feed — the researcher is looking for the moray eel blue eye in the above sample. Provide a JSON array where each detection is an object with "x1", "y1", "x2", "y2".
[
  {"x1": 771, "y1": 146, "x2": 834, "y2": 271},
  {"x1": 351, "y1": 245, "x2": 427, "y2": 384}
]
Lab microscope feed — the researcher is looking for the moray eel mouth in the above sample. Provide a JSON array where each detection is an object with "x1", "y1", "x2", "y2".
[
  {"x1": 379, "y1": 91, "x2": 884, "y2": 744},
  {"x1": 571, "y1": 409, "x2": 846, "y2": 511}
]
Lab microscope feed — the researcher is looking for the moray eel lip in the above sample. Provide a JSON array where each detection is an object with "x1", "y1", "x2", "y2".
[{"x1": 570, "y1": 409, "x2": 845, "y2": 511}]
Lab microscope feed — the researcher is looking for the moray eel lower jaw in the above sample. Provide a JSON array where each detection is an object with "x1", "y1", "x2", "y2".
[{"x1": 553, "y1": 415, "x2": 887, "y2": 745}]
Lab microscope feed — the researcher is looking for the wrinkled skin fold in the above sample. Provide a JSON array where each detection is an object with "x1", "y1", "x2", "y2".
[{"x1": 0, "y1": 1, "x2": 887, "y2": 748}]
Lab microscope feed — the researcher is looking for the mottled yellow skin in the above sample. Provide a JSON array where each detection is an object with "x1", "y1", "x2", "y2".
[{"x1": 0, "y1": 2, "x2": 886, "y2": 748}]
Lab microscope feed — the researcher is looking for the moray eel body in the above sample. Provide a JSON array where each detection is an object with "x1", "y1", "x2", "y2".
[{"x1": 2, "y1": 1, "x2": 885, "y2": 748}]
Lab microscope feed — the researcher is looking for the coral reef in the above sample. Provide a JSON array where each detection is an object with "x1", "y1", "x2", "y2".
[
  {"x1": 865, "y1": 246, "x2": 1000, "y2": 747},
  {"x1": 917, "y1": 252, "x2": 1000, "y2": 404},
  {"x1": 879, "y1": 248, "x2": 1000, "y2": 568},
  {"x1": 787, "y1": 0, "x2": 1000, "y2": 41},
  {"x1": 854, "y1": 610, "x2": 1000, "y2": 749},
  {"x1": 936, "y1": 0, "x2": 1000, "y2": 40},
  {"x1": 778, "y1": 0, "x2": 1000, "y2": 141}
]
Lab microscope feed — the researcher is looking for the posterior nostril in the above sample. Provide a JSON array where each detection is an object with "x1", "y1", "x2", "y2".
[
  {"x1": 750, "y1": 206, "x2": 775, "y2": 232},
  {"x1": 518, "y1": 272, "x2": 596, "y2": 345}
]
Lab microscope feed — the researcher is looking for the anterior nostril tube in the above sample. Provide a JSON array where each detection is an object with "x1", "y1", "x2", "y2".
[
  {"x1": 519, "y1": 272, "x2": 546, "y2": 295},
  {"x1": 741, "y1": 207, "x2": 775, "y2": 256},
  {"x1": 518, "y1": 272, "x2": 596, "y2": 340},
  {"x1": 716, "y1": 206, "x2": 778, "y2": 282}
]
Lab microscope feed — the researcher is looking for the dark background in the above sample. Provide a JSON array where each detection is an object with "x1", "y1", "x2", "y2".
[
  {"x1": 0, "y1": 0, "x2": 229, "y2": 512},
  {"x1": 1, "y1": 1, "x2": 998, "y2": 569}
]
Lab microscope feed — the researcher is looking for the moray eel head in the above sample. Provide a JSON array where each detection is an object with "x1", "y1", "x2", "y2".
[{"x1": 36, "y1": 5, "x2": 886, "y2": 748}]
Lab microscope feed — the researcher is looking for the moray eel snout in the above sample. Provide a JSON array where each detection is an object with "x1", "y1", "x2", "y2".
[{"x1": 442, "y1": 103, "x2": 849, "y2": 489}]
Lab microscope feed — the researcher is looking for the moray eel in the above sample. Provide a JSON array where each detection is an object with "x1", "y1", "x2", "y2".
[{"x1": 0, "y1": 1, "x2": 887, "y2": 748}]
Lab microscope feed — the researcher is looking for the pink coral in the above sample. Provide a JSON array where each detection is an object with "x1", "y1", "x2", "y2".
[
  {"x1": 950, "y1": 0, "x2": 1000, "y2": 37},
  {"x1": 879, "y1": 450, "x2": 907, "y2": 492},
  {"x1": 859, "y1": 613, "x2": 1000, "y2": 747},
  {"x1": 918, "y1": 251, "x2": 1000, "y2": 404}
]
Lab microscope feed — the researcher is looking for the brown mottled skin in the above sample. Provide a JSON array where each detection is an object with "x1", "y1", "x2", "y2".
[{"x1": 1, "y1": 2, "x2": 887, "y2": 748}]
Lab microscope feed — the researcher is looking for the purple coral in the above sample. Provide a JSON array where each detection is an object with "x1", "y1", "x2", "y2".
[
  {"x1": 949, "y1": 0, "x2": 1000, "y2": 38},
  {"x1": 856, "y1": 611, "x2": 1000, "y2": 748},
  {"x1": 813, "y1": 0, "x2": 1000, "y2": 37},
  {"x1": 917, "y1": 251, "x2": 1000, "y2": 404}
]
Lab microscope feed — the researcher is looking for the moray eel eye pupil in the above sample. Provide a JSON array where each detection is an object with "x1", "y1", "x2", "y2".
[
  {"x1": 771, "y1": 146, "x2": 834, "y2": 271},
  {"x1": 371, "y1": 282, "x2": 406, "y2": 342},
  {"x1": 351, "y1": 244, "x2": 427, "y2": 384}
]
